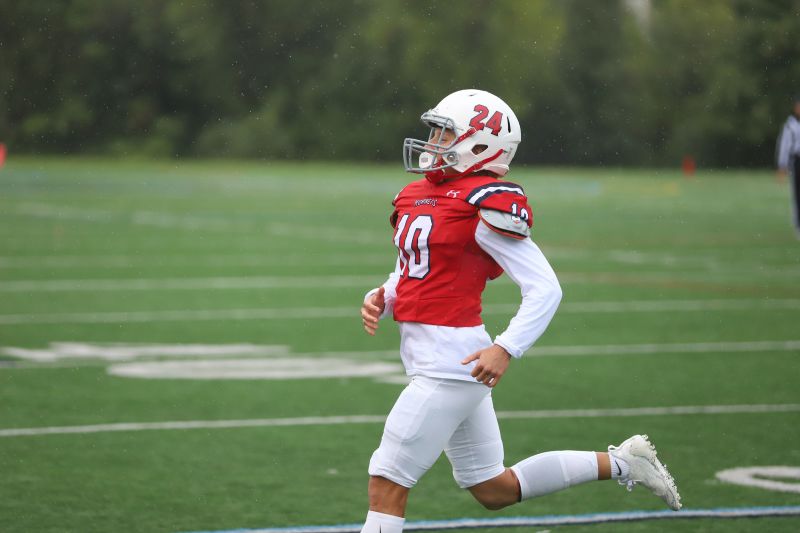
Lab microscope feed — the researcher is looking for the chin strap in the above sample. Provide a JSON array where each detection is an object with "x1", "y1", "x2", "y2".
[{"x1": 424, "y1": 169, "x2": 448, "y2": 184}]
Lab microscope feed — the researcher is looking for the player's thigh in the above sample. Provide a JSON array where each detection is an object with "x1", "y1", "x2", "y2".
[
  {"x1": 444, "y1": 392, "x2": 505, "y2": 488},
  {"x1": 370, "y1": 377, "x2": 488, "y2": 487}
]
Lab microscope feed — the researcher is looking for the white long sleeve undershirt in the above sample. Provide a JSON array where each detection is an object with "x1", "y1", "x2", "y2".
[
  {"x1": 474, "y1": 221, "x2": 562, "y2": 357},
  {"x1": 367, "y1": 219, "x2": 562, "y2": 380}
]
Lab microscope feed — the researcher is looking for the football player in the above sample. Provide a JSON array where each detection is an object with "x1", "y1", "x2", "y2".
[{"x1": 359, "y1": 90, "x2": 680, "y2": 532}]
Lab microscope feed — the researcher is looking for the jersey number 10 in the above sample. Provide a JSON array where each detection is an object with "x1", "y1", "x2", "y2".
[{"x1": 394, "y1": 213, "x2": 433, "y2": 279}]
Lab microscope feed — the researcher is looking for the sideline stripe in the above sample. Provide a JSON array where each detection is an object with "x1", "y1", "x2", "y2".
[
  {"x1": 2, "y1": 403, "x2": 798, "y2": 438},
  {"x1": 1, "y1": 299, "x2": 800, "y2": 325},
  {"x1": 180, "y1": 506, "x2": 800, "y2": 532}
]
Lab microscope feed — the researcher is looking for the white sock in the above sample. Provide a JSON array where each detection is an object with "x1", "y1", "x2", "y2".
[
  {"x1": 609, "y1": 454, "x2": 630, "y2": 480},
  {"x1": 360, "y1": 510, "x2": 405, "y2": 533},
  {"x1": 510, "y1": 451, "x2": 598, "y2": 500}
]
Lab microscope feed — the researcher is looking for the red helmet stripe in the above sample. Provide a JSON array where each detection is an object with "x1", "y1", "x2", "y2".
[{"x1": 458, "y1": 149, "x2": 504, "y2": 177}]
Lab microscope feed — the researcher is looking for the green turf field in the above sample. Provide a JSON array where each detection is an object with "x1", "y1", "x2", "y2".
[{"x1": 0, "y1": 157, "x2": 799, "y2": 533}]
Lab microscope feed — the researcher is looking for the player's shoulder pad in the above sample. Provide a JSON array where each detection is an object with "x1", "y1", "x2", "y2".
[
  {"x1": 465, "y1": 180, "x2": 526, "y2": 207},
  {"x1": 479, "y1": 208, "x2": 530, "y2": 240},
  {"x1": 466, "y1": 180, "x2": 533, "y2": 229}
]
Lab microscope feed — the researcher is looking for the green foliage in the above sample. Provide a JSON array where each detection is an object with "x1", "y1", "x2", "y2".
[{"x1": 1, "y1": 0, "x2": 799, "y2": 166}]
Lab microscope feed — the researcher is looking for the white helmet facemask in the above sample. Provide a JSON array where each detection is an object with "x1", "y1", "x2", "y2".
[{"x1": 403, "y1": 114, "x2": 461, "y2": 173}]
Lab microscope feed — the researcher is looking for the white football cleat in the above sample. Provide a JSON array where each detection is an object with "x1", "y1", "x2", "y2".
[{"x1": 608, "y1": 434, "x2": 682, "y2": 511}]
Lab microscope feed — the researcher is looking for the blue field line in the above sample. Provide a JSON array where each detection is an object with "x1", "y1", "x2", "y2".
[{"x1": 180, "y1": 505, "x2": 800, "y2": 533}]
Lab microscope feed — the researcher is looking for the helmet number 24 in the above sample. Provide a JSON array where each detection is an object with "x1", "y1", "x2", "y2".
[{"x1": 469, "y1": 105, "x2": 504, "y2": 136}]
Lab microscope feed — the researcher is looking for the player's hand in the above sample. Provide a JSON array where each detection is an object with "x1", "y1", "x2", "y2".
[
  {"x1": 361, "y1": 287, "x2": 385, "y2": 336},
  {"x1": 777, "y1": 169, "x2": 788, "y2": 182},
  {"x1": 461, "y1": 344, "x2": 511, "y2": 388}
]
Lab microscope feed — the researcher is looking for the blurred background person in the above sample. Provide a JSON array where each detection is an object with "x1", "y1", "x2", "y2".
[{"x1": 776, "y1": 95, "x2": 800, "y2": 237}]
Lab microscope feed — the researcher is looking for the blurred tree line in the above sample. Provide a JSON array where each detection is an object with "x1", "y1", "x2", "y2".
[{"x1": 1, "y1": 0, "x2": 799, "y2": 167}]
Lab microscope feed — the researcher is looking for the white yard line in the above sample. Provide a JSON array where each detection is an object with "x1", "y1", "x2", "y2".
[
  {"x1": 0, "y1": 343, "x2": 402, "y2": 365},
  {"x1": 1, "y1": 299, "x2": 799, "y2": 325},
  {"x1": 1, "y1": 403, "x2": 797, "y2": 438},
  {"x1": 0, "y1": 307, "x2": 356, "y2": 324},
  {"x1": 527, "y1": 339, "x2": 800, "y2": 356},
  {"x1": 0, "y1": 275, "x2": 382, "y2": 292},
  {"x1": 493, "y1": 299, "x2": 800, "y2": 314},
  {"x1": 496, "y1": 403, "x2": 800, "y2": 420},
  {"x1": 0, "y1": 342, "x2": 291, "y2": 362}
]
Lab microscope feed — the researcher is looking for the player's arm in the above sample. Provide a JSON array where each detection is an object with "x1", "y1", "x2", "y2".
[
  {"x1": 475, "y1": 219, "x2": 562, "y2": 356},
  {"x1": 461, "y1": 217, "x2": 561, "y2": 387},
  {"x1": 361, "y1": 258, "x2": 401, "y2": 336}
]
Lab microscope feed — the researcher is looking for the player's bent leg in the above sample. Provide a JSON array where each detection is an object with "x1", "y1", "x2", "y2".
[
  {"x1": 511, "y1": 450, "x2": 601, "y2": 500},
  {"x1": 467, "y1": 450, "x2": 632, "y2": 509},
  {"x1": 444, "y1": 388, "x2": 509, "y2": 510},
  {"x1": 363, "y1": 377, "x2": 492, "y2": 530},
  {"x1": 444, "y1": 390, "x2": 529, "y2": 510},
  {"x1": 467, "y1": 468, "x2": 520, "y2": 510}
]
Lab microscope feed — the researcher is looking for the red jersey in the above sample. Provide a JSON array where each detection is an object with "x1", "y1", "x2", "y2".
[{"x1": 390, "y1": 175, "x2": 533, "y2": 327}]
